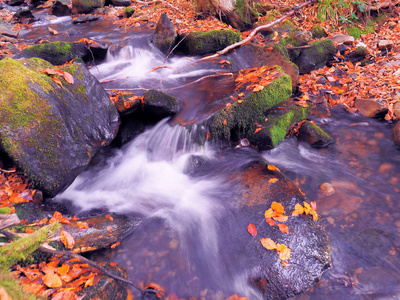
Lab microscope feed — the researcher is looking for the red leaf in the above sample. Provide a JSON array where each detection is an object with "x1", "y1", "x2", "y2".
[
  {"x1": 254, "y1": 128, "x2": 261, "y2": 134},
  {"x1": 247, "y1": 223, "x2": 257, "y2": 236},
  {"x1": 277, "y1": 223, "x2": 290, "y2": 234}
]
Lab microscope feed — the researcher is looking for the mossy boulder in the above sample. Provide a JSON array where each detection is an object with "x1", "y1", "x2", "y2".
[
  {"x1": 110, "y1": 0, "x2": 130, "y2": 6},
  {"x1": 226, "y1": 43, "x2": 299, "y2": 91},
  {"x1": 71, "y1": 0, "x2": 105, "y2": 14},
  {"x1": 179, "y1": 29, "x2": 241, "y2": 56},
  {"x1": 122, "y1": 7, "x2": 135, "y2": 18},
  {"x1": 280, "y1": 30, "x2": 313, "y2": 48},
  {"x1": 0, "y1": 57, "x2": 120, "y2": 197},
  {"x1": 152, "y1": 13, "x2": 177, "y2": 55},
  {"x1": 50, "y1": 0, "x2": 71, "y2": 17},
  {"x1": 297, "y1": 121, "x2": 333, "y2": 147},
  {"x1": 292, "y1": 39, "x2": 336, "y2": 74},
  {"x1": 142, "y1": 89, "x2": 180, "y2": 119},
  {"x1": 311, "y1": 25, "x2": 328, "y2": 39},
  {"x1": 208, "y1": 68, "x2": 295, "y2": 150},
  {"x1": 14, "y1": 41, "x2": 89, "y2": 66}
]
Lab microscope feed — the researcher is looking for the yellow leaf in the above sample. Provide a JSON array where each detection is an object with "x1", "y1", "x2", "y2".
[
  {"x1": 292, "y1": 203, "x2": 304, "y2": 216},
  {"x1": 43, "y1": 273, "x2": 63, "y2": 288},
  {"x1": 276, "y1": 244, "x2": 291, "y2": 261},
  {"x1": 271, "y1": 201, "x2": 284, "y2": 214},
  {"x1": 260, "y1": 238, "x2": 277, "y2": 250},
  {"x1": 264, "y1": 208, "x2": 274, "y2": 219},
  {"x1": 268, "y1": 178, "x2": 278, "y2": 183},
  {"x1": 60, "y1": 230, "x2": 75, "y2": 249}
]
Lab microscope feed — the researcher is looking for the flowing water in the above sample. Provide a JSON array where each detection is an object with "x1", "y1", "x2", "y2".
[{"x1": 26, "y1": 19, "x2": 400, "y2": 299}]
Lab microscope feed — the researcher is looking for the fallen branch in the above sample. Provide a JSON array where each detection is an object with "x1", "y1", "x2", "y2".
[
  {"x1": 0, "y1": 214, "x2": 20, "y2": 231},
  {"x1": 164, "y1": 34, "x2": 187, "y2": 63},
  {"x1": 134, "y1": 0, "x2": 182, "y2": 13},
  {"x1": 0, "y1": 167, "x2": 16, "y2": 173},
  {"x1": 147, "y1": 65, "x2": 171, "y2": 73},
  {"x1": 200, "y1": 0, "x2": 317, "y2": 61},
  {"x1": 105, "y1": 88, "x2": 148, "y2": 91},
  {"x1": 167, "y1": 72, "x2": 234, "y2": 90},
  {"x1": 286, "y1": 45, "x2": 312, "y2": 50},
  {"x1": 100, "y1": 76, "x2": 130, "y2": 83}
]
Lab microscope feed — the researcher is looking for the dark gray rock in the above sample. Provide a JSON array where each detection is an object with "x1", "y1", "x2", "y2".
[
  {"x1": 50, "y1": 0, "x2": 71, "y2": 16},
  {"x1": 72, "y1": 0, "x2": 105, "y2": 14},
  {"x1": 122, "y1": 7, "x2": 135, "y2": 18},
  {"x1": 6, "y1": 0, "x2": 24, "y2": 6},
  {"x1": 0, "y1": 19, "x2": 18, "y2": 37},
  {"x1": 72, "y1": 15, "x2": 102, "y2": 23},
  {"x1": 14, "y1": 41, "x2": 89, "y2": 66},
  {"x1": 12, "y1": 9, "x2": 35, "y2": 24},
  {"x1": 152, "y1": 13, "x2": 177, "y2": 55},
  {"x1": 293, "y1": 39, "x2": 336, "y2": 74},
  {"x1": 110, "y1": 0, "x2": 130, "y2": 6},
  {"x1": 297, "y1": 121, "x2": 334, "y2": 147},
  {"x1": 0, "y1": 58, "x2": 120, "y2": 197},
  {"x1": 142, "y1": 89, "x2": 180, "y2": 119}
]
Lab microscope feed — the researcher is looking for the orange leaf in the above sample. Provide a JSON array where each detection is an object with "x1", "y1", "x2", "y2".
[
  {"x1": 260, "y1": 237, "x2": 277, "y2": 250},
  {"x1": 63, "y1": 71, "x2": 74, "y2": 84},
  {"x1": 111, "y1": 241, "x2": 120, "y2": 249},
  {"x1": 272, "y1": 214, "x2": 288, "y2": 222},
  {"x1": 77, "y1": 221, "x2": 89, "y2": 229},
  {"x1": 265, "y1": 218, "x2": 275, "y2": 226},
  {"x1": 292, "y1": 203, "x2": 304, "y2": 216},
  {"x1": 281, "y1": 260, "x2": 290, "y2": 267},
  {"x1": 264, "y1": 208, "x2": 274, "y2": 219},
  {"x1": 107, "y1": 225, "x2": 113, "y2": 233},
  {"x1": 254, "y1": 127, "x2": 261, "y2": 134},
  {"x1": 110, "y1": 262, "x2": 117, "y2": 267},
  {"x1": 252, "y1": 85, "x2": 264, "y2": 92},
  {"x1": 310, "y1": 201, "x2": 317, "y2": 211},
  {"x1": 271, "y1": 201, "x2": 284, "y2": 214},
  {"x1": 41, "y1": 68, "x2": 57, "y2": 75},
  {"x1": 267, "y1": 165, "x2": 277, "y2": 171},
  {"x1": 303, "y1": 202, "x2": 311, "y2": 214},
  {"x1": 206, "y1": 131, "x2": 210, "y2": 140},
  {"x1": 310, "y1": 210, "x2": 319, "y2": 221},
  {"x1": 223, "y1": 119, "x2": 227, "y2": 125},
  {"x1": 52, "y1": 77, "x2": 63, "y2": 87},
  {"x1": 84, "y1": 275, "x2": 94, "y2": 288},
  {"x1": 276, "y1": 244, "x2": 291, "y2": 261},
  {"x1": 60, "y1": 230, "x2": 75, "y2": 249},
  {"x1": 105, "y1": 214, "x2": 114, "y2": 221},
  {"x1": 52, "y1": 290, "x2": 78, "y2": 300},
  {"x1": 145, "y1": 283, "x2": 165, "y2": 298},
  {"x1": 268, "y1": 178, "x2": 278, "y2": 183},
  {"x1": 43, "y1": 273, "x2": 63, "y2": 288},
  {"x1": 25, "y1": 227, "x2": 34, "y2": 233},
  {"x1": 247, "y1": 223, "x2": 257, "y2": 236},
  {"x1": 57, "y1": 264, "x2": 70, "y2": 275},
  {"x1": 277, "y1": 224, "x2": 289, "y2": 234}
]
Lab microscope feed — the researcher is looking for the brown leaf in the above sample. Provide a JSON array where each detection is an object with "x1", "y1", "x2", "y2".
[
  {"x1": 52, "y1": 290, "x2": 78, "y2": 300},
  {"x1": 52, "y1": 77, "x2": 63, "y2": 87},
  {"x1": 61, "y1": 230, "x2": 75, "y2": 249},
  {"x1": 63, "y1": 71, "x2": 74, "y2": 84},
  {"x1": 57, "y1": 264, "x2": 70, "y2": 275}
]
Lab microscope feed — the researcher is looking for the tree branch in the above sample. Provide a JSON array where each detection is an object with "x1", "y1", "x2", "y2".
[
  {"x1": 134, "y1": 0, "x2": 183, "y2": 13},
  {"x1": 200, "y1": 0, "x2": 317, "y2": 61}
]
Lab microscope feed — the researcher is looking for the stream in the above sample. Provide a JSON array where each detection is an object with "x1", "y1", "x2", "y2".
[{"x1": 20, "y1": 14, "x2": 400, "y2": 299}]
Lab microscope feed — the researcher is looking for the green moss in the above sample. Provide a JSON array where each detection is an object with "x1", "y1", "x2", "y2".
[
  {"x1": 0, "y1": 269, "x2": 43, "y2": 300},
  {"x1": 0, "y1": 223, "x2": 61, "y2": 270},
  {"x1": 186, "y1": 29, "x2": 241, "y2": 55},
  {"x1": 282, "y1": 20, "x2": 296, "y2": 32},
  {"x1": 27, "y1": 41, "x2": 72, "y2": 56},
  {"x1": 0, "y1": 207, "x2": 11, "y2": 214},
  {"x1": 311, "y1": 39, "x2": 335, "y2": 54},
  {"x1": 311, "y1": 25, "x2": 327, "y2": 39},
  {"x1": 269, "y1": 110, "x2": 293, "y2": 146},
  {"x1": 233, "y1": 0, "x2": 258, "y2": 24},
  {"x1": 347, "y1": 25, "x2": 374, "y2": 39}
]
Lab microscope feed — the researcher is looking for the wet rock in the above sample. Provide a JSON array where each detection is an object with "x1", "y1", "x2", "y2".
[
  {"x1": 329, "y1": 34, "x2": 355, "y2": 45},
  {"x1": 72, "y1": 0, "x2": 105, "y2": 14},
  {"x1": 293, "y1": 39, "x2": 336, "y2": 74},
  {"x1": 178, "y1": 29, "x2": 241, "y2": 56},
  {"x1": 393, "y1": 100, "x2": 400, "y2": 119},
  {"x1": 378, "y1": 39, "x2": 393, "y2": 50},
  {"x1": 14, "y1": 41, "x2": 89, "y2": 65},
  {"x1": 281, "y1": 30, "x2": 312, "y2": 48},
  {"x1": 226, "y1": 43, "x2": 299, "y2": 91},
  {"x1": 392, "y1": 121, "x2": 400, "y2": 147},
  {"x1": 311, "y1": 97, "x2": 331, "y2": 118},
  {"x1": 184, "y1": 155, "x2": 207, "y2": 175},
  {"x1": 311, "y1": 25, "x2": 328, "y2": 39},
  {"x1": 72, "y1": 15, "x2": 102, "y2": 23},
  {"x1": 224, "y1": 160, "x2": 331, "y2": 299},
  {"x1": 6, "y1": 0, "x2": 24, "y2": 6},
  {"x1": 110, "y1": 0, "x2": 130, "y2": 6},
  {"x1": 122, "y1": 7, "x2": 135, "y2": 18},
  {"x1": 12, "y1": 9, "x2": 35, "y2": 24},
  {"x1": 114, "y1": 116, "x2": 145, "y2": 146},
  {"x1": 0, "y1": 58, "x2": 120, "y2": 197},
  {"x1": 142, "y1": 89, "x2": 181, "y2": 119},
  {"x1": 0, "y1": 19, "x2": 18, "y2": 38},
  {"x1": 50, "y1": 0, "x2": 71, "y2": 16},
  {"x1": 354, "y1": 98, "x2": 388, "y2": 118},
  {"x1": 152, "y1": 13, "x2": 177, "y2": 55},
  {"x1": 347, "y1": 46, "x2": 367, "y2": 63},
  {"x1": 297, "y1": 121, "x2": 333, "y2": 148},
  {"x1": 114, "y1": 93, "x2": 142, "y2": 115},
  {"x1": 208, "y1": 71, "x2": 303, "y2": 150},
  {"x1": 319, "y1": 182, "x2": 335, "y2": 197},
  {"x1": 80, "y1": 262, "x2": 128, "y2": 300}
]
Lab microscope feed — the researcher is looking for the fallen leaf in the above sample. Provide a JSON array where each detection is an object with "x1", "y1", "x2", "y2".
[
  {"x1": 57, "y1": 264, "x2": 70, "y2": 275},
  {"x1": 110, "y1": 262, "x2": 117, "y2": 267},
  {"x1": 292, "y1": 203, "x2": 304, "y2": 216},
  {"x1": 106, "y1": 225, "x2": 113, "y2": 233},
  {"x1": 43, "y1": 273, "x2": 63, "y2": 288},
  {"x1": 260, "y1": 237, "x2": 277, "y2": 250},
  {"x1": 61, "y1": 230, "x2": 75, "y2": 250},
  {"x1": 63, "y1": 71, "x2": 74, "y2": 84},
  {"x1": 76, "y1": 221, "x2": 89, "y2": 229},
  {"x1": 276, "y1": 243, "x2": 291, "y2": 261},
  {"x1": 247, "y1": 223, "x2": 257, "y2": 236},
  {"x1": 281, "y1": 260, "x2": 290, "y2": 267},
  {"x1": 268, "y1": 178, "x2": 278, "y2": 183},
  {"x1": 111, "y1": 241, "x2": 120, "y2": 249},
  {"x1": 272, "y1": 214, "x2": 288, "y2": 222},
  {"x1": 254, "y1": 127, "x2": 261, "y2": 134},
  {"x1": 52, "y1": 290, "x2": 78, "y2": 300},
  {"x1": 277, "y1": 223, "x2": 290, "y2": 234},
  {"x1": 52, "y1": 77, "x2": 63, "y2": 87},
  {"x1": 25, "y1": 227, "x2": 34, "y2": 233},
  {"x1": 265, "y1": 218, "x2": 275, "y2": 226},
  {"x1": 271, "y1": 201, "x2": 285, "y2": 214},
  {"x1": 105, "y1": 214, "x2": 114, "y2": 221},
  {"x1": 264, "y1": 208, "x2": 274, "y2": 219}
]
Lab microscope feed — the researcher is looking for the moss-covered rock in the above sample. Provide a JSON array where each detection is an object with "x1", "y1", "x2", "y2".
[
  {"x1": 297, "y1": 120, "x2": 333, "y2": 147},
  {"x1": 14, "y1": 41, "x2": 89, "y2": 66},
  {"x1": 179, "y1": 29, "x2": 241, "y2": 56},
  {"x1": 208, "y1": 68, "x2": 295, "y2": 150},
  {"x1": 142, "y1": 89, "x2": 180, "y2": 119},
  {"x1": 50, "y1": 0, "x2": 71, "y2": 17},
  {"x1": 0, "y1": 58, "x2": 120, "y2": 197},
  {"x1": 293, "y1": 39, "x2": 336, "y2": 74},
  {"x1": 122, "y1": 7, "x2": 135, "y2": 18},
  {"x1": 152, "y1": 13, "x2": 177, "y2": 55},
  {"x1": 72, "y1": 0, "x2": 105, "y2": 14},
  {"x1": 226, "y1": 43, "x2": 299, "y2": 91},
  {"x1": 311, "y1": 25, "x2": 328, "y2": 39},
  {"x1": 280, "y1": 30, "x2": 313, "y2": 48}
]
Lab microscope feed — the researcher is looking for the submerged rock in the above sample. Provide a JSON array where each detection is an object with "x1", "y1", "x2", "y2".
[
  {"x1": 354, "y1": 98, "x2": 388, "y2": 118},
  {"x1": 14, "y1": 41, "x2": 89, "y2": 66},
  {"x1": 142, "y1": 89, "x2": 181, "y2": 119},
  {"x1": 179, "y1": 29, "x2": 241, "y2": 56},
  {"x1": 297, "y1": 121, "x2": 334, "y2": 148},
  {"x1": 0, "y1": 58, "x2": 120, "y2": 197}
]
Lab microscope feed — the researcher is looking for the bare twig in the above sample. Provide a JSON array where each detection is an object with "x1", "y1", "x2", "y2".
[
  {"x1": 100, "y1": 76, "x2": 130, "y2": 83},
  {"x1": 199, "y1": 0, "x2": 317, "y2": 61},
  {"x1": 105, "y1": 88, "x2": 148, "y2": 91},
  {"x1": 286, "y1": 45, "x2": 312, "y2": 50},
  {"x1": 0, "y1": 167, "x2": 16, "y2": 173},
  {"x1": 167, "y1": 72, "x2": 234, "y2": 90},
  {"x1": 163, "y1": 34, "x2": 187, "y2": 63},
  {"x1": 134, "y1": 0, "x2": 183, "y2": 13}
]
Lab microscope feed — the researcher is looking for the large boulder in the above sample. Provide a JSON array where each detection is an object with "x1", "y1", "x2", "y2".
[
  {"x1": 50, "y1": 0, "x2": 72, "y2": 16},
  {"x1": 0, "y1": 57, "x2": 120, "y2": 197},
  {"x1": 292, "y1": 39, "x2": 336, "y2": 74},
  {"x1": 152, "y1": 13, "x2": 177, "y2": 55},
  {"x1": 179, "y1": 29, "x2": 241, "y2": 56},
  {"x1": 71, "y1": 0, "x2": 105, "y2": 14},
  {"x1": 142, "y1": 89, "x2": 181, "y2": 119},
  {"x1": 226, "y1": 43, "x2": 299, "y2": 91},
  {"x1": 14, "y1": 41, "x2": 89, "y2": 66},
  {"x1": 208, "y1": 66, "x2": 298, "y2": 150}
]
